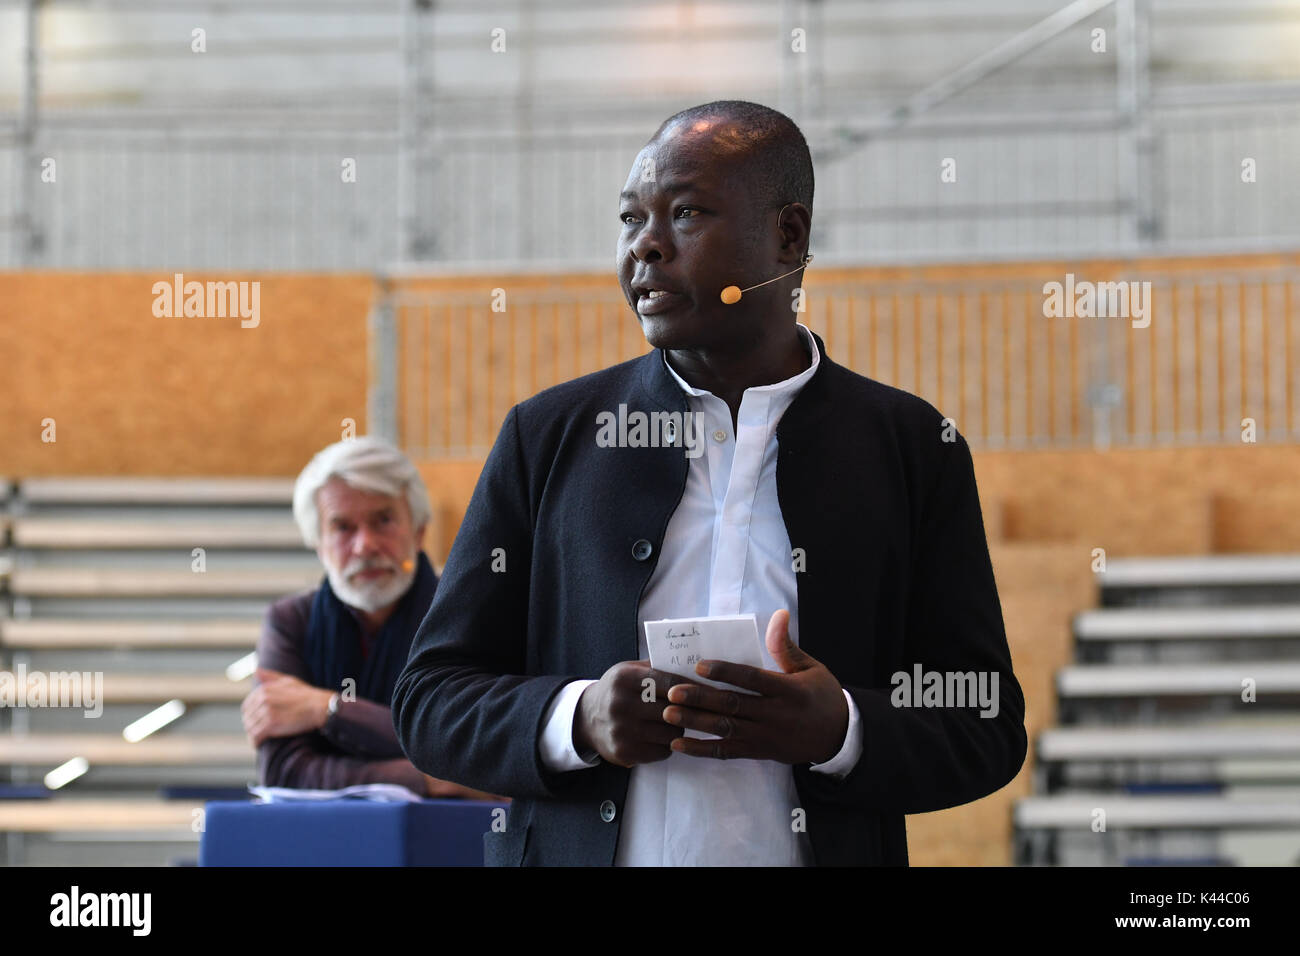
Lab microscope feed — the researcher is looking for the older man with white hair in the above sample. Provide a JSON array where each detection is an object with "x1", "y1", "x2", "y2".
[{"x1": 242, "y1": 436, "x2": 485, "y2": 798}]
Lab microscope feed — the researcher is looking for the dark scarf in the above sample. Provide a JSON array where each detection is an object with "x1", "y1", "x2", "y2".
[{"x1": 304, "y1": 551, "x2": 437, "y2": 705}]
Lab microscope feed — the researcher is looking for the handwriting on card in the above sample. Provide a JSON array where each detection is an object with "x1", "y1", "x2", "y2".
[{"x1": 644, "y1": 614, "x2": 764, "y2": 693}]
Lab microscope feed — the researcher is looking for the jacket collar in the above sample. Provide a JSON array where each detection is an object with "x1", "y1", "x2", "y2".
[{"x1": 638, "y1": 325, "x2": 834, "y2": 429}]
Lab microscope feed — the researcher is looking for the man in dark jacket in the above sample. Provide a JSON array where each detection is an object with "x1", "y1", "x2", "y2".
[{"x1": 393, "y1": 100, "x2": 1026, "y2": 864}]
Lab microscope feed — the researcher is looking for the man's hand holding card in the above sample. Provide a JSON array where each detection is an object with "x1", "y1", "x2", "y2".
[{"x1": 650, "y1": 608, "x2": 850, "y2": 765}]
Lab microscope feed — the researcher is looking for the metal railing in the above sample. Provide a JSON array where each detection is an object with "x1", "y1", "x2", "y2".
[{"x1": 5, "y1": 1, "x2": 1300, "y2": 269}]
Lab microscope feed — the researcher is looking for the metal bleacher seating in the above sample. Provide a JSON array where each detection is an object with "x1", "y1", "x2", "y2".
[
  {"x1": 0, "y1": 477, "x2": 319, "y2": 865},
  {"x1": 1072, "y1": 605, "x2": 1300, "y2": 663},
  {"x1": 1015, "y1": 555, "x2": 1300, "y2": 866}
]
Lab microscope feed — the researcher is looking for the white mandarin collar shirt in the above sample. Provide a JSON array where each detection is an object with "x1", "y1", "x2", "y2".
[{"x1": 540, "y1": 321, "x2": 864, "y2": 866}]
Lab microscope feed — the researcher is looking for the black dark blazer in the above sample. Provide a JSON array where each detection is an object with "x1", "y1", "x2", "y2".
[{"x1": 392, "y1": 328, "x2": 1027, "y2": 866}]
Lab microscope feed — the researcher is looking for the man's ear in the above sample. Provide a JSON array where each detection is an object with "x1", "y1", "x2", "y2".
[
  {"x1": 778, "y1": 202, "x2": 812, "y2": 264},
  {"x1": 414, "y1": 523, "x2": 428, "y2": 552}
]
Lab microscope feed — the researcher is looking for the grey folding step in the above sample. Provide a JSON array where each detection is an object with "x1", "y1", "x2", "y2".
[
  {"x1": 1039, "y1": 725, "x2": 1300, "y2": 762},
  {"x1": 1056, "y1": 662, "x2": 1300, "y2": 721},
  {"x1": 1098, "y1": 555, "x2": 1300, "y2": 607},
  {"x1": 0, "y1": 671, "x2": 250, "y2": 703},
  {"x1": 1016, "y1": 794, "x2": 1300, "y2": 830},
  {"x1": 11, "y1": 516, "x2": 304, "y2": 549},
  {"x1": 0, "y1": 799, "x2": 202, "y2": 833},
  {"x1": 1076, "y1": 605, "x2": 1300, "y2": 641},
  {"x1": 1058, "y1": 662, "x2": 1300, "y2": 698},
  {"x1": 18, "y1": 478, "x2": 294, "y2": 506},
  {"x1": 10, "y1": 567, "x2": 321, "y2": 597},
  {"x1": 0, "y1": 734, "x2": 252, "y2": 766},
  {"x1": 0, "y1": 618, "x2": 260, "y2": 649},
  {"x1": 1100, "y1": 556, "x2": 1300, "y2": 589}
]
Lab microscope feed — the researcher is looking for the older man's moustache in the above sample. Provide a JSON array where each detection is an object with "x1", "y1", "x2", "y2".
[
  {"x1": 344, "y1": 558, "x2": 418, "y2": 578},
  {"x1": 346, "y1": 561, "x2": 397, "y2": 577}
]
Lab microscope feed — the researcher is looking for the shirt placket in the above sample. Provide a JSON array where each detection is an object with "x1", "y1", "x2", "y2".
[{"x1": 708, "y1": 391, "x2": 772, "y2": 617}]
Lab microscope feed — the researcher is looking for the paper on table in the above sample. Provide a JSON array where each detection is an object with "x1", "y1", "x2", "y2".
[
  {"x1": 644, "y1": 613, "x2": 765, "y2": 740},
  {"x1": 248, "y1": 783, "x2": 423, "y2": 804}
]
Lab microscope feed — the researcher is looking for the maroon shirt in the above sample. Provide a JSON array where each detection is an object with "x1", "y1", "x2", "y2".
[{"x1": 254, "y1": 587, "x2": 427, "y2": 793}]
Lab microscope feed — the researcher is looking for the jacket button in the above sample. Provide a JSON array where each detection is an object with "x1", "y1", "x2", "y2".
[
  {"x1": 632, "y1": 539, "x2": 653, "y2": 561},
  {"x1": 599, "y1": 799, "x2": 617, "y2": 823}
]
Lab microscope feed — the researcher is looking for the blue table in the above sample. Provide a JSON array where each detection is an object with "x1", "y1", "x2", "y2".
[{"x1": 199, "y1": 798, "x2": 507, "y2": 867}]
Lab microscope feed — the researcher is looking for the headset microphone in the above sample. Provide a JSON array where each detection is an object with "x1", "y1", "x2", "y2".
[{"x1": 720, "y1": 252, "x2": 813, "y2": 305}]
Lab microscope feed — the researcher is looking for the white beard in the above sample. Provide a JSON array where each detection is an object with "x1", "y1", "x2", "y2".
[{"x1": 326, "y1": 557, "x2": 417, "y2": 613}]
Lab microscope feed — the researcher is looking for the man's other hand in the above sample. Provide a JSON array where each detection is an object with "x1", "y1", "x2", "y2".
[
  {"x1": 662, "y1": 609, "x2": 849, "y2": 764},
  {"x1": 574, "y1": 661, "x2": 701, "y2": 768},
  {"x1": 241, "y1": 667, "x2": 334, "y2": 747}
]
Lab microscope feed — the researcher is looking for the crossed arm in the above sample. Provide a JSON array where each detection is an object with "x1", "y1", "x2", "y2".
[{"x1": 246, "y1": 603, "x2": 492, "y2": 798}]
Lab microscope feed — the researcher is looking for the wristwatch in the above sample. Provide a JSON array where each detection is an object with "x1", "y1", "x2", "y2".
[{"x1": 325, "y1": 692, "x2": 341, "y2": 723}]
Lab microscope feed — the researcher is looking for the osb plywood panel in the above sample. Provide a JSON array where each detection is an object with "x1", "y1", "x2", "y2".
[
  {"x1": 415, "y1": 459, "x2": 491, "y2": 559},
  {"x1": 0, "y1": 272, "x2": 372, "y2": 477},
  {"x1": 1213, "y1": 490, "x2": 1300, "y2": 552},
  {"x1": 906, "y1": 544, "x2": 1091, "y2": 866},
  {"x1": 1002, "y1": 486, "x2": 1212, "y2": 554},
  {"x1": 976, "y1": 444, "x2": 1300, "y2": 555}
]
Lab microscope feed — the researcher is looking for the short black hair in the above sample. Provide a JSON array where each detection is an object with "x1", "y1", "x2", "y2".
[{"x1": 654, "y1": 99, "x2": 815, "y2": 221}]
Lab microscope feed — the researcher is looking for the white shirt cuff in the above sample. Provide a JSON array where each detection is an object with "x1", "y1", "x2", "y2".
[
  {"x1": 539, "y1": 679, "x2": 602, "y2": 772},
  {"x1": 809, "y1": 689, "x2": 861, "y2": 778}
]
